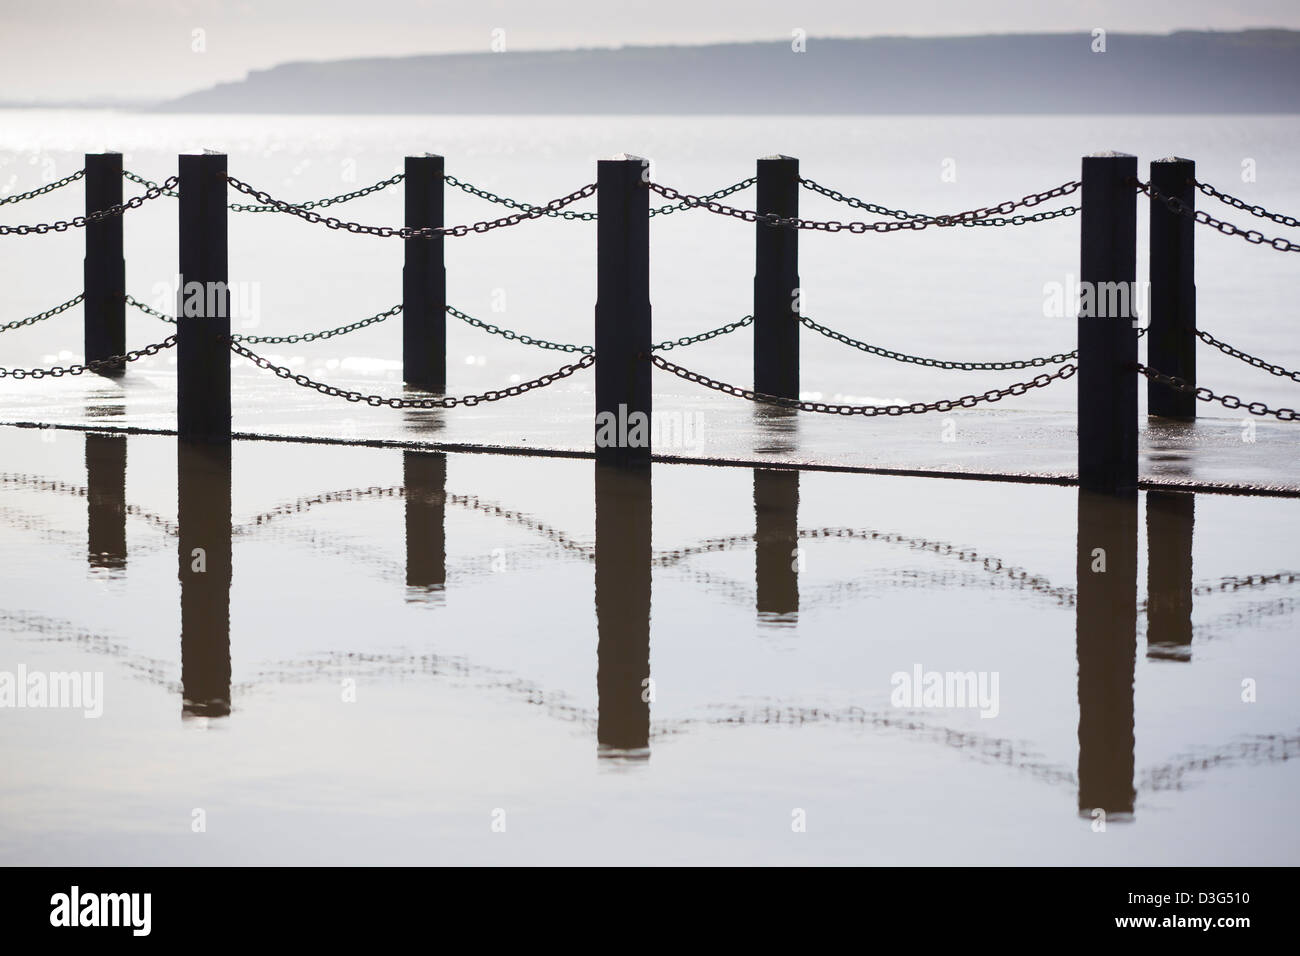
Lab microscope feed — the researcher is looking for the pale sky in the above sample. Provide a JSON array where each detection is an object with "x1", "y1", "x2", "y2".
[{"x1": 2, "y1": 0, "x2": 1299, "y2": 102}]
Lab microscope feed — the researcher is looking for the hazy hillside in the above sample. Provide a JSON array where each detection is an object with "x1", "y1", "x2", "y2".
[{"x1": 155, "y1": 31, "x2": 1300, "y2": 114}]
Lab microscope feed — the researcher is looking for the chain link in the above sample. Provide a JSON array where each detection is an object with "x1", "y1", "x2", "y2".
[
  {"x1": 1135, "y1": 363, "x2": 1298, "y2": 421},
  {"x1": 231, "y1": 304, "x2": 403, "y2": 344},
  {"x1": 799, "y1": 177, "x2": 1081, "y2": 227},
  {"x1": 124, "y1": 293, "x2": 174, "y2": 324},
  {"x1": 0, "y1": 176, "x2": 177, "y2": 237},
  {"x1": 1136, "y1": 180, "x2": 1300, "y2": 253},
  {"x1": 1, "y1": 293, "x2": 84, "y2": 334},
  {"x1": 229, "y1": 339, "x2": 593, "y2": 407},
  {"x1": 0, "y1": 336, "x2": 176, "y2": 379},
  {"x1": 443, "y1": 173, "x2": 754, "y2": 220},
  {"x1": 802, "y1": 315, "x2": 1081, "y2": 370},
  {"x1": 654, "y1": 314, "x2": 754, "y2": 350},
  {"x1": 225, "y1": 174, "x2": 596, "y2": 238},
  {"x1": 0, "y1": 169, "x2": 86, "y2": 206},
  {"x1": 1192, "y1": 179, "x2": 1300, "y2": 230},
  {"x1": 124, "y1": 169, "x2": 406, "y2": 212},
  {"x1": 447, "y1": 305, "x2": 592, "y2": 354},
  {"x1": 1197, "y1": 329, "x2": 1300, "y2": 383},
  {"x1": 649, "y1": 353, "x2": 1075, "y2": 415}
]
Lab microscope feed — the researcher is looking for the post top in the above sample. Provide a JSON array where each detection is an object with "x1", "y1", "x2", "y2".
[
  {"x1": 181, "y1": 150, "x2": 226, "y2": 157},
  {"x1": 1086, "y1": 150, "x2": 1136, "y2": 158},
  {"x1": 1153, "y1": 156, "x2": 1194, "y2": 164},
  {"x1": 760, "y1": 154, "x2": 798, "y2": 161},
  {"x1": 607, "y1": 153, "x2": 646, "y2": 163}
]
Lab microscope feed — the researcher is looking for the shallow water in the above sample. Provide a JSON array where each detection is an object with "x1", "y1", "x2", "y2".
[{"x1": 0, "y1": 426, "x2": 1297, "y2": 865}]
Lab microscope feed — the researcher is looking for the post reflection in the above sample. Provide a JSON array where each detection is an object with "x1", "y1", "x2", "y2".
[
  {"x1": 404, "y1": 450, "x2": 447, "y2": 603},
  {"x1": 1075, "y1": 489, "x2": 1137, "y2": 818},
  {"x1": 178, "y1": 441, "x2": 232, "y2": 719},
  {"x1": 85, "y1": 434, "x2": 127, "y2": 571},
  {"x1": 1146, "y1": 491, "x2": 1195, "y2": 661},
  {"x1": 594, "y1": 463, "x2": 652, "y2": 760},
  {"x1": 754, "y1": 468, "x2": 799, "y2": 624}
]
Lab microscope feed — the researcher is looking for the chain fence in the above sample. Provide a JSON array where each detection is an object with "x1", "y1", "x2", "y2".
[
  {"x1": 123, "y1": 169, "x2": 406, "y2": 212},
  {"x1": 0, "y1": 176, "x2": 177, "y2": 236},
  {"x1": 0, "y1": 336, "x2": 177, "y2": 379},
  {"x1": 799, "y1": 177, "x2": 1081, "y2": 227},
  {"x1": 1192, "y1": 180, "x2": 1300, "y2": 230},
  {"x1": 649, "y1": 352, "x2": 1076, "y2": 415},
  {"x1": 1, "y1": 293, "x2": 84, "y2": 334},
  {"x1": 1136, "y1": 364, "x2": 1298, "y2": 421},
  {"x1": 1136, "y1": 180, "x2": 1300, "y2": 253},
  {"x1": 229, "y1": 339, "x2": 593, "y2": 407},
  {"x1": 1196, "y1": 329, "x2": 1300, "y2": 382},
  {"x1": 224, "y1": 174, "x2": 596, "y2": 238},
  {"x1": 0, "y1": 169, "x2": 86, "y2": 206}
]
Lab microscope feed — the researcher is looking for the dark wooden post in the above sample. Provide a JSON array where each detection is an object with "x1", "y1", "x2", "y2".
[
  {"x1": 1078, "y1": 152, "x2": 1138, "y2": 496},
  {"x1": 84, "y1": 152, "x2": 125, "y2": 373},
  {"x1": 595, "y1": 464, "x2": 652, "y2": 758},
  {"x1": 403, "y1": 155, "x2": 446, "y2": 390},
  {"x1": 754, "y1": 155, "x2": 800, "y2": 398},
  {"x1": 1145, "y1": 490, "x2": 1195, "y2": 661},
  {"x1": 1075, "y1": 490, "x2": 1137, "y2": 818},
  {"x1": 177, "y1": 153, "x2": 230, "y2": 442},
  {"x1": 754, "y1": 468, "x2": 799, "y2": 622},
  {"x1": 594, "y1": 155, "x2": 652, "y2": 468},
  {"x1": 1147, "y1": 158, "x2": 1196, "y2": 420},
  {"x1": 178, "y1": 441, "x2": 232, "y2": 718},
  {"x1": 85, "y1": 434, "x2": 126, "y2": 570},
  {"x1": 404, "y1": 450, "x2": 447, "y2": 603}
]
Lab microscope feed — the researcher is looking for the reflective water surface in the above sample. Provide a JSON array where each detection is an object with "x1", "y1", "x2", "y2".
[{"x1": 1, "y1": 425, "x2": 1297, "y2": 864}]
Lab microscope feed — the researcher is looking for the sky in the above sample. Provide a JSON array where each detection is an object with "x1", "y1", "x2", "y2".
[{"x1": 2, "y1": 0, "x2": 1299, "y2": 102}]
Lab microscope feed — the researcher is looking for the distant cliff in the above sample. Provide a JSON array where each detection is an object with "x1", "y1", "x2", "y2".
[{"x1": 154, "y1": 31, "x2": 1300, "y2": 114}]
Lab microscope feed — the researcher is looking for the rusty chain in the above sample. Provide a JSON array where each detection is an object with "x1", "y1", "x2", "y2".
[
  {"x1": 649, "y1": 353, "x2": 1075, "y2": 415},
  {"x1": 0, "y1": 176, "x2": 177, "y2": 236},
  {"x1": 1, "y1": 293, "x2": 84, "y2": 334},
  {"x1": 0, "y1": 169, "x2": 86, "y2": 206},
  {"x1": 225, "y1": 174, "x2": 596, "y2": 238},
  {"x1": 1135, "y1": 364, "x2": 1298, "y2": 421},
  {"x1": 0, "y1": 336, "x2": 176, "y2": 379},
  {"x1": 1197, "y1": 329, "x2": 1300, "y2": 383},
  {"x1": 799, "y1": 177, "x2": 1081, "y2": 227},
  {"x1": 229, "y1": 339, "x2": 593, "y2": 407},
  {"x1": 1192, "y1": 179, "x2": 1300, "y2": 230},
  {"x1": 1136, "y1": 180, "x2": 1300, "y2": 253}
]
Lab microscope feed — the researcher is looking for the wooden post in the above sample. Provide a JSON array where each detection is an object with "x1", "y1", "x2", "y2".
[
  {"x1": 178, "y1": 441, "x2": 232, "y2": 718},
  {"x1": 754, "y1": 468, "x2": 799, "y2": 622},
  {"x1": 177, "y1": 153, "x2": 230, "y2": 442},
  {"x1": 84, "y1": 152, "x2": 125, "y2": 373},
  {"x1": 1078, "y1": 152, "x2": 1138, "y2": 496},
  {"x1": 595, "y1": 463, "x2": 651, "y2": 758},
  {"x1": 1147, "y1": 158, "x2": 1196, "y2": 420},
  {"x1": 85, "y1": 434, "x2": 126, "y2": 570},
  {"x1": 754, "y1": 155, "x2": 800, "y2": 398},
  {"x1": 1075, "y1": 490, "x2": 1137, "y2": 817},
  {"x1": 594, "y1": 155, "x2": 652, "y2": 468},
  {"x1": 1145, "y1": 490, "x2": 1195, "y2": 660},
  {"x1": 403, "y1": 155, "x2": 446, "y2": 390}
]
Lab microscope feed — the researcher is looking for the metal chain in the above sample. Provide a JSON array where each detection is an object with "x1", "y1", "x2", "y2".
[
  {"x1": 0, "y1": 169, "x2": 86, "y2": 206},
  {"x1": 1135, "y1": 364, "x2": 1298, "y2": 421},
  {"x1": 229, "y1": 339, "x2": 594, "y2": 407},
  {"x1": 1, "y1": 293, "x2": 84, "y2": 333},
  {"x1": 1192, "y1": 180, "x2": 1300, "y2": 230},
  {"x1": 124, "y1": 169, "x2": 406, "y2": 212},
  {"x1": 447, "y1": 305, "x2": 592, "y2": 354},
  {"x1": 649, "y1": 353, "x2": 1075, "y2": 415},
  {"x1": 0, "y1": 336, "x2": 177, "y2": 379},
  {"x1": 654, "y1": 314, "x2": 754, "y2": 350},
  {"x1": 121, "y1": 169, "x2": 178, "y2": 197},
  {"x1": 1197, "y1": 329, "x2": 1300, "y2": 383},
  {"x1": 231, "y1": 304, "x2": 403, "y2": 344},
  {"x1": 124, "y1": 294, "x2": 175, "y2": 324},
  {"x1": 225, "y1": 174, "x2": 597, "y2": 238},
  {"x1": 0, "y1": 176, "x2": 177, "y2": 236},
  {"x1": 443, "y1": 173, "x2": 754, "y2": 221},
  {"x1": 1135, "y1": 180, "x2": 1300, "y2": 253},
  {"x1": 799, "y1": 177, "x2": 1081, "y2": 227}
]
